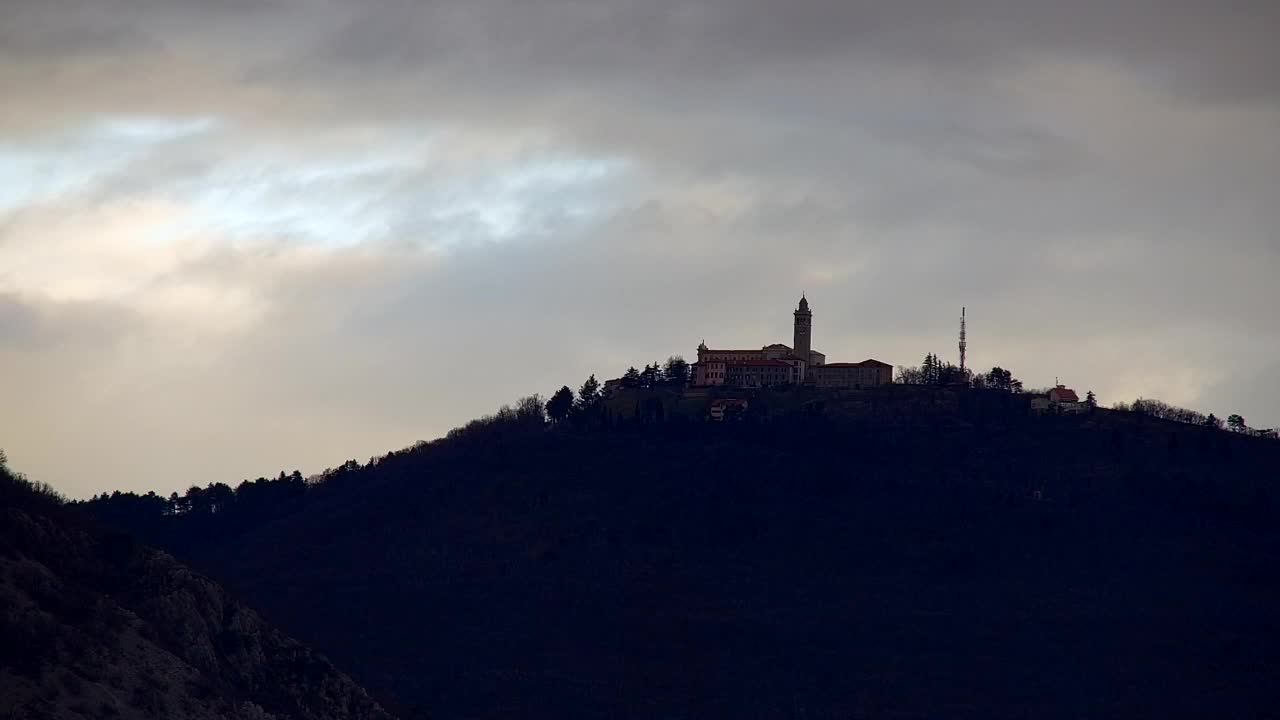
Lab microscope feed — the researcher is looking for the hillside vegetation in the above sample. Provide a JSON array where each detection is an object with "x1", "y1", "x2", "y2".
[
  {"x1": 86, "y1": 388, "x2": 1280, "y2": 719},
  {"x1": 0, "y1": 457, "x2": 395, "y2": 720}
]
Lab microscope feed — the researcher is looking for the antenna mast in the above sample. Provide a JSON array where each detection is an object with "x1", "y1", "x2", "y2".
[{"x1": 958, "y1": 306, "x2": 967, "y2": 373}]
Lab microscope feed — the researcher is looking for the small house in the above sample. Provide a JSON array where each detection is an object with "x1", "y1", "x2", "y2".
[{"x1": 1048, "y1": 386, "x2": 1079, "y2": 404}]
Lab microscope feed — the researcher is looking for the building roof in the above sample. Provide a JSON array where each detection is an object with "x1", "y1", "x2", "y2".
[
  {"x1": 763, "y1": 343, "x2": 792, "y2": 350},
  {"x1": 726, "y1": 359, "x2": 794, "y2": 368},
  {"x1": 818, "y1": 359, "x2": 893, "y2": 369},
  {"x1": 1050, "y1": 386, "x2": 1080, "y2": 402}
]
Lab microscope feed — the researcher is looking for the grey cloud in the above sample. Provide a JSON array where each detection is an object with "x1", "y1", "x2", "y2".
[
  {"x1": 277, "y1": 0, "x2": 1280, "y2": 110},
  {"x1": 0, "y1": 0, "x2": 1277, "y2": 495},
  {"x1": 0, "y1": 294, "x2": 142, "y2": 351},
  {"x1": 0, "y1": 194, "x2": 1275, "y2": 498}
]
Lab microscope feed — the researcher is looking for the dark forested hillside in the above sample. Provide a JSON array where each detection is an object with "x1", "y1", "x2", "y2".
[
  {"x1": 0, "y1": 459, "x2": 395, "y2": 720},
  {"x1": 86, "y1": 391, "x2": 1280, "y2": 719}
]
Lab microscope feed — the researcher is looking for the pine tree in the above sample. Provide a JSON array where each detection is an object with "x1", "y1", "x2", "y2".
[
  {"x1": 922, "y1": 353, "x2": 943, "y2": 386},
  {"x1": 640, "y1": 364, "x2": 658, "y2": 388},
  {"x1": 622, "y1": 366, "x2": 641, "y2": 388},
  {"x1": 546, "y1": 386, "x2": 575, "y2": 423},
  {"x1": 577, "y1": 375, "x2": 601, "y2": 409}
]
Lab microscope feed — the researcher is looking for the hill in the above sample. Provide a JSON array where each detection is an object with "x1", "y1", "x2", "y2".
[
  {"x1": 0, "y1": 459, "x2": 396, "y2": 720},
  {"x1": 86, "y1": 389, "x2": 1280, "y2": 719}
]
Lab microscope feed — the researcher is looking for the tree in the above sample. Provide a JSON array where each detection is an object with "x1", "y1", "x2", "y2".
[
  {"x1": 1085, "y1": 390, "x2": 1097, "y2": 408},
  {"x1": 1227, "y1": 414, "x2": 1247, "y2": 433},
  {"x1": 921, "y1": 353, "x2": 938, "y2": 385},
  {"x1": 937, "y1": 362, "x2": 967, "y2": 386},
  {"x1": 896, "y1": 365, "x2": 925, "y2": 385},
  {"x1": 639, "y1": 364, "x2": 658, "y2": 388},
  {"x1": 185, "y1": 485, "x2": 211, "y2": 515},
  {"x1": 514, "y1": 394, "x2": 547, "y2": 425},
  {"x1": 206, "y1": 482, "x2": 235, "y2": 514},
  {"x1": 621, "y1": 367, "x2": 641, "y2": 388},
  {"x1": 577, "y1": 375, "x2": 601, "y2": 410},
  {"x1": 986, "y1": 367, "x2": 1008, "y2": 391},
  {"x1": 664, "y1": 356, "x2": 689, "y2": 386},
  {"x1": 546, "y1": 386, "x2": 574, "y2": 423},
  {"x1": 984, "y1": 366, "x2": 1021, "y2": 392},
  {"x1": 1203, "y1": 413, "x2": 1223, "y2": 429}
]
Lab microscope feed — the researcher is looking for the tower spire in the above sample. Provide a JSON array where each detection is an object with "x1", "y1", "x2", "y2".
[
  {"x1": 793, "y1": 293, "x2": 813, "y2": 375},
  {"x1": 958, "y1": 306, "x2": 967, "y2": 373}
]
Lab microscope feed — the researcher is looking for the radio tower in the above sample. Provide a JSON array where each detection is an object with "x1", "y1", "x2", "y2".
[{"x1": 958, "y1": 307, "x2": 967, "y2": 373}]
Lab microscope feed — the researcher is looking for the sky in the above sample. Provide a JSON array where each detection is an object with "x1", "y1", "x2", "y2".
[{"x1": 2, "y1": 0, "x2": 1278, "y2": 498}]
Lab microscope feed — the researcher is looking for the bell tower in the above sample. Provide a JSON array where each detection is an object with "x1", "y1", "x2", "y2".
[{"x1": 793, "y1": 294, "x2": 812, "y2": 368}]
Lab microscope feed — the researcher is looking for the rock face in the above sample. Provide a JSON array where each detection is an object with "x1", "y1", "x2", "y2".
[{"x1": 0, "y1": 473, "x2": 396, "y2": 720}]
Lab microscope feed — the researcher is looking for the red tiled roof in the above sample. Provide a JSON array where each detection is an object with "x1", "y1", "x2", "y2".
[{"x1": 1050, "y1": 387, "x2": 1080, "y2": 402}]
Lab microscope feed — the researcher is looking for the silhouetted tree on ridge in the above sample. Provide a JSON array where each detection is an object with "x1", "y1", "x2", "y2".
[
  {"x1": 663, "y1": 356, "x2": 689, "y2": 386},
  {"x1": 621, "y1": 367, "x2": 642, "y2": 388},
  {"x1": 546, "y1": 386, "x2": 574, "y2": 423},
  {"x1": 576, "y1": 375, "x2": 601, "y2": 410}
]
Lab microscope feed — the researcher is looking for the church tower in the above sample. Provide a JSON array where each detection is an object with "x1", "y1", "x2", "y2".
[{"x1": 793, "y1": 294, "x2": 812, "y2": 368}]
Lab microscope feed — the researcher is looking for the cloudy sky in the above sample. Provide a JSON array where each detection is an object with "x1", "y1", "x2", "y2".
[{"x1": 2, "y1": 0, "x2": 1277, "y2": 497}]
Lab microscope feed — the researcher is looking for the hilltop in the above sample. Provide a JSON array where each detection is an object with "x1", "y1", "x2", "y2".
[
  {"x1": 0, "y1": 458, "x2": 395, "y2": 720},
  {"x1": 85, "y1": 387, "x2": 1280, "y2": 719}
]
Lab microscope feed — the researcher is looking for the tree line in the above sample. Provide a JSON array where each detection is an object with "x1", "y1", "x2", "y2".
[
  {"x1": 619, "y1": 356, "x2": 689, "y2": 389},
  {"x1": 1111, "y1": 398, "x2": 1273, "y2": 437},
  {"x1": 78, "y1": 353, "x2": 1277, "y2": 540},
  {"x1": 545, "y1": 356, "x2": 688, "y2": 425},
  {"x1": 896, "y1": 353, "x2": 1026, "y2": 392}
]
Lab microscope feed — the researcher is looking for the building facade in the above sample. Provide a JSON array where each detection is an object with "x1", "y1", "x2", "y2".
[
  {"x1": 690, "y1": 295, "x2": 889, "y2": 389},
  {"x1": 1032, "y1": 385, "x2": 1086, "y2": 414},
  {"x1": 724, "y1": 359, "x2": 801, "y2": 387},
  {"x1": 808, "y1": 360, "x2": 893, "y2": 389}
]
